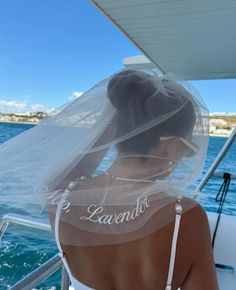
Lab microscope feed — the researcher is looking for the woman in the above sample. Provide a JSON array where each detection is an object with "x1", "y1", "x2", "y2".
[
  {"x1": 47, "y1": 70, "x2": 219, "y2": 289},
  {"x1": 0, "y1": 67, "x2": 218, "y2": 289}
]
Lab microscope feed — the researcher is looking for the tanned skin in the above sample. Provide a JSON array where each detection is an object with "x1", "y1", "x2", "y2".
[{"x1": 49, "y1": 197, "x2": 219, "y2": 290}]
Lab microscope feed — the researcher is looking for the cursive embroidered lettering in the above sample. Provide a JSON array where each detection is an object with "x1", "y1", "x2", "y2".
[
  {"x1": 46, "y1": 189, "x2": 71, "y2": 211},
  {"x1": 80, "y1": 196, "x2": 150, "y2": 224},
  {"x1": 80, "y1": 205, "x2": 103, "y2": 222}
]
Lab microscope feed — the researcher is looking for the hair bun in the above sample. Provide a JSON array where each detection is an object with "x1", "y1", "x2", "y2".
[{"x1": 107, "y1": 70, "x2": 156, "y2": 110}]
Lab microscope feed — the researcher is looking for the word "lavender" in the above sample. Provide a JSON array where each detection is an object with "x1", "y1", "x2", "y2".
[{"x1": 80, "y1": 196, "x2": 150, "y2": 224}]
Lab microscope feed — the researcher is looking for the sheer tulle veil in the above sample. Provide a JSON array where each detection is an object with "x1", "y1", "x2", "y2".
[{"x1": 0, "y1": 69, "x2": 209, "y2": 246}]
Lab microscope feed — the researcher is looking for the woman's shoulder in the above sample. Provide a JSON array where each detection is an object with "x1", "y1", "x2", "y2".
[
  {"x1": 180, "y1": 200, "x2": 219, "y2": 289},
  {"x1": 181, "y1": 198, "x2": 208, "y2": 223},
  {"x1": 180, "y1": 198, "x2": 211, "y2": 247}
]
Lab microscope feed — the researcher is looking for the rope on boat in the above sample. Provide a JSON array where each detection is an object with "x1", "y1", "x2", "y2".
[{"x1": 212, "y1": 172, "x2": 231, "y2": 249}]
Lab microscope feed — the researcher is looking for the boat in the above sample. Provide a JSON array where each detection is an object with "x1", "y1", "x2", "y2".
[{"x1": 1, "y1": 0, "x2": 236, "y2": 289}]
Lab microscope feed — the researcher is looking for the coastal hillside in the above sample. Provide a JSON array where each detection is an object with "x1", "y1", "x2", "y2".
[
  {"x1": 0, "y1": 112, "x2": 47, "y2": 124},
  {"x1": 209, "y1": 113, "x2": 236, "y2": 136}
]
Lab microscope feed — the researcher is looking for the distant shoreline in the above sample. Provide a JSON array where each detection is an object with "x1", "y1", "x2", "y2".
[
  {"x1": 209, "y1": 134, "x2": 229, "y2": 138},
  {"x1": 0, "y1": 120, "x2": 230, "y2": 137},
  {"x1": 0, "y1": 120, "x2": 38, "y2": 125}
]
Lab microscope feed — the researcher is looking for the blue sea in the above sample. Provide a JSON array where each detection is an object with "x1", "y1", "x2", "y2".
[{"x1": 0, "y1": 122, "x2": 235, "y2": 289}]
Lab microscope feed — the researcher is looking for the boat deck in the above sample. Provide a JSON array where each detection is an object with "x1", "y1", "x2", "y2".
[{"x1": 217, "y1": 267, "x2": 235, "y2": 290}]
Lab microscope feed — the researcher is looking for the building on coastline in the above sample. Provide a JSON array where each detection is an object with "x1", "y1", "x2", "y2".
[
  {"x1": 210, "y1": 119, "x2": 227, "y2": 126},
  {"x1": 0, "y1": 115, "x2": 11, "y2": 122},
  {"x1": 209, "y1": 115, "x2": 235, "y2": 136}
]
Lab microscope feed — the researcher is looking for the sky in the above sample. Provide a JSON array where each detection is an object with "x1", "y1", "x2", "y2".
[{"x1": 0, "y1": 0, "x2": 236, "y2": 113}]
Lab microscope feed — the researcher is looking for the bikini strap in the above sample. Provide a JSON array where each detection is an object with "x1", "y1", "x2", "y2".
[
  {"x1": 165, "y1": 202, "x2": 183, "y2": 290},
  {"x1": 54, "y1": 183, "x2": 78, "y2": 277},
  {"x1": 55, "y1": 199, "x2": 65, "y2": 256}
]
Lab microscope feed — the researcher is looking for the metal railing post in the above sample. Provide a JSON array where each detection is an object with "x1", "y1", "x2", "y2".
[
  {"x1": 0, "y1": 214, "x2": 63, "y2": 289},
  {"x1": 61, "y1": 265, "x2": 71, "y2": 290},
  {"x1": 9, "y1": 254, "x2": 62, "y2": 290},
  {"x1": 197, "y1": 127, "x2": 236, "y2": 192},
  {"x1": 0, "y1": 219, "x2": 9, "y2": 239},
  {"x1": 0, "y1": 213, "x2": 51, "y2": 240}
]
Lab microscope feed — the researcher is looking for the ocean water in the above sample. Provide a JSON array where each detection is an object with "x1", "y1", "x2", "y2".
[{"x1": 0, "y1": 122, "x2": 235, "y2": 289}]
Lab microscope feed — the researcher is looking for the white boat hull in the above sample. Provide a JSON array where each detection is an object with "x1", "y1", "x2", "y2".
[{"x1": 208, "y1": 212, "x2": 236, "y2": 289}]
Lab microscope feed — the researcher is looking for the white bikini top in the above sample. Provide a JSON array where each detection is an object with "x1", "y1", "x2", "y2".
[{"x1": 54, "y1": 182, "x2": 183, "y2": 290}]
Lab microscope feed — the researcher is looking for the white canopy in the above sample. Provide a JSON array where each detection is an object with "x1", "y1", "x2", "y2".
[{"x1": 91, "y1": 0, "x2": 236, "y2": 80}]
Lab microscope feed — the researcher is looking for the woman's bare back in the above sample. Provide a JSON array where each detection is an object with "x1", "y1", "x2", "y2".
[{"x1": 59, "y1": 199, "x2": 219, "y2": 290}]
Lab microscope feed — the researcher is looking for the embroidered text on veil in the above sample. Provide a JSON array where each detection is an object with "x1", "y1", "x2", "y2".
[{"x1": 80, "y1": 196, "x2": 150, "y2": 224}]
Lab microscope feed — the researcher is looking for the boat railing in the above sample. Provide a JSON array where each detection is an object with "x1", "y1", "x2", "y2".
[
  {"x1": 0, "y1": 213, "x2": 51, "y2": 238},
  {"x1": 9, "y1": 254, "x2": 62, "y2": 290},
  {"x1": 196, "y1": 127, "x2": 236, "y2": 192},
  {"x1": 0, "y1": 213, "x2": 70, "y2": 290}
]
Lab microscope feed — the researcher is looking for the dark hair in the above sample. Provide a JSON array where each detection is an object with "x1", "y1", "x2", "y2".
[{"x1": 108, "y1": 70, "x2": 196, "y2": 155}]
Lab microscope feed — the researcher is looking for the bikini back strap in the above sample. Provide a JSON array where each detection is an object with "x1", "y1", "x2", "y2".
[{"x1": 165, "y1": 203, "x2": 183, "y2": 290}]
